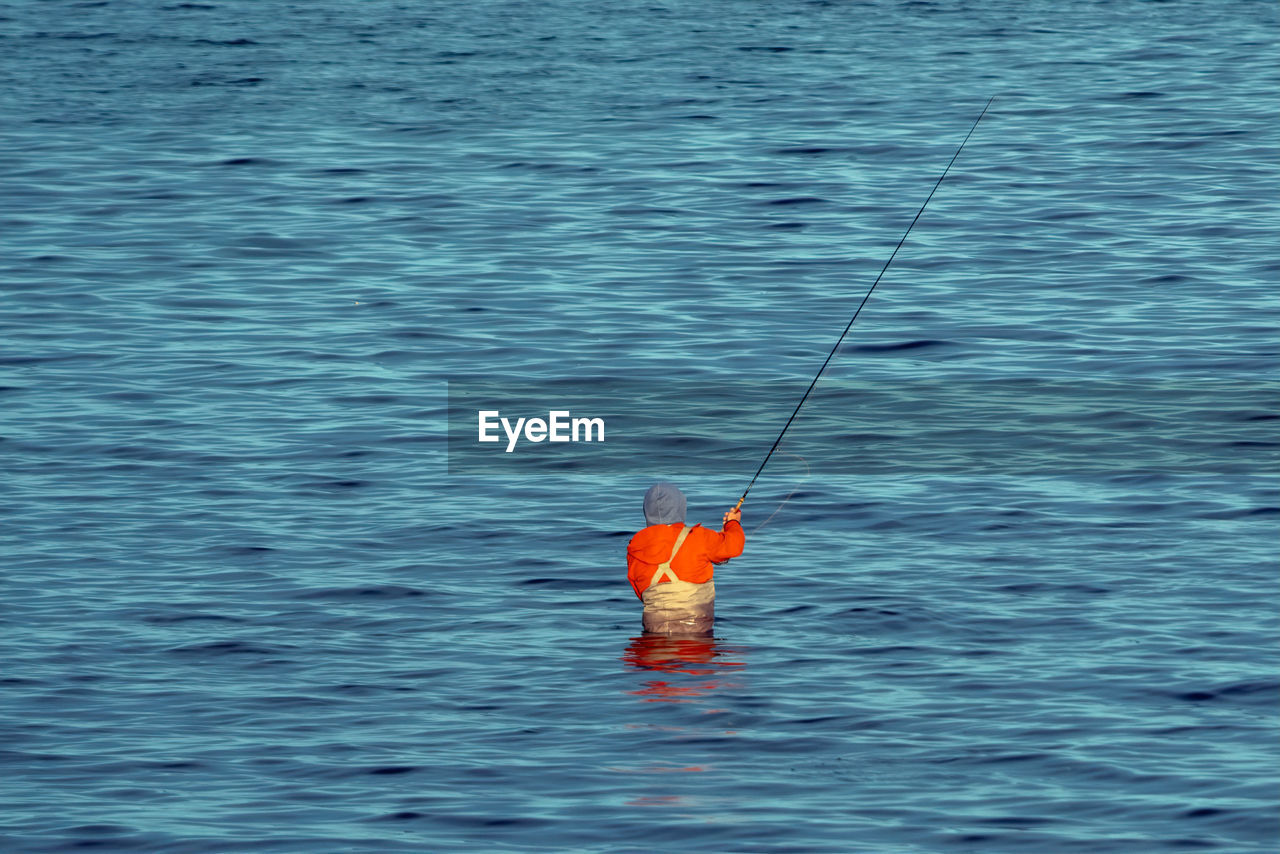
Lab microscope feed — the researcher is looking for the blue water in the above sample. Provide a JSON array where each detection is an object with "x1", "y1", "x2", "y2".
[{"x1": 2, "y1": 1, "x2": 1278, "y2": 851}]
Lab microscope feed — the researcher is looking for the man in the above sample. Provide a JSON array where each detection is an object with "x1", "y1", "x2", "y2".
[{"x1": 626, "y1": 482, "x2": 744, "y2": 635}]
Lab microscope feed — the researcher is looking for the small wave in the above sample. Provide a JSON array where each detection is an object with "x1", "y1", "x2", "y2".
[
  {"x1": 772, "y1": 146, "x2": 836, "y2": 155},
  {"x1": 519, "y1": 576, "x2": 611, "y2": 589},
  {"x1": 33, "y1": 31, "x2": 118, "y2": 40},
  {"x1": 296, "y1": 585, "x2": 429, "y2": 600},
  {"x1": 764, "y1": 196, "x2": 829, "y2": 206},
  {"x1": 215, "y1": 156, "x2": 278, "y2": 166},
  {"x1": 141, "y1": 612, "x2": 244, "y2": 624},
  {"x1": 167, "y1": 640, "x2": 289, "y2": 656},
  {"x1": 848, "y1": 339, "x2": 950, "y2": 353},
  {"x1": 1169, "y1": 680, "x2": 1279, "y2": 704}
]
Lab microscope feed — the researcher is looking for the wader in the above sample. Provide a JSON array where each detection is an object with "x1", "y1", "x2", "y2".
[{"x1": 640, "y1": 524, "x2": 715, "y2": 635}]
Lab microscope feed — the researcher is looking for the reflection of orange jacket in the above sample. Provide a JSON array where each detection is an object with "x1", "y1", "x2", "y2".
[{"x1": 626, "y1": 521, "x2": 744, "y2": 599}]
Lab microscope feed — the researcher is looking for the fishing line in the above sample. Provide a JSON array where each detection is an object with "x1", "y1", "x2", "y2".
[
  {"x1": 749, "y1": 451, "x2": 811, "y2": 535},
  {"x1": 734, "y1": 95, "x2": 997, "y2": 513}
]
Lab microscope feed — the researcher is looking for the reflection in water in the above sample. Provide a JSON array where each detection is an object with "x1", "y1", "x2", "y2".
[
  {"x1": 621, "y1": 634, "x2": 746, "y2": 704},
  {"x1": 615, "y1": 635, "x2": 750, "y2": 802}
]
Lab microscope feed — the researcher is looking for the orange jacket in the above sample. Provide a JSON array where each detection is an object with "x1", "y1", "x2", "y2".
[{"x1": 626, "y1": 520, "x2": 744, "y2": 599}]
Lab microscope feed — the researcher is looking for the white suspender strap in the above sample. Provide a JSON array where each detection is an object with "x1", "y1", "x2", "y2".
[{"x1": 646, "y1": 525, "x2": 692, "y2": 590}]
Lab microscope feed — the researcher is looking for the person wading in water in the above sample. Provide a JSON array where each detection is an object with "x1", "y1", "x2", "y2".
[{"x1": 626, "y1": 483, "x2": 744, "y2": 635}]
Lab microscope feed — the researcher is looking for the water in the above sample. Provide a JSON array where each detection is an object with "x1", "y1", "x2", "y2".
[{"x1": 2, "y1": 1, "x2": 1278, "y2": 851}]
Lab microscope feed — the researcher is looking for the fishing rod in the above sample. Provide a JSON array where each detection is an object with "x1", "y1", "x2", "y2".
[{"x1": 734, "y1": 95, "x2": 997, "y2": 513}]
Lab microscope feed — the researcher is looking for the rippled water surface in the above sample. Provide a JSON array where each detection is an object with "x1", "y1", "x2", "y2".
[{"x1": 2, "y1": 1, "x2": 1278, "y2": 851}]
